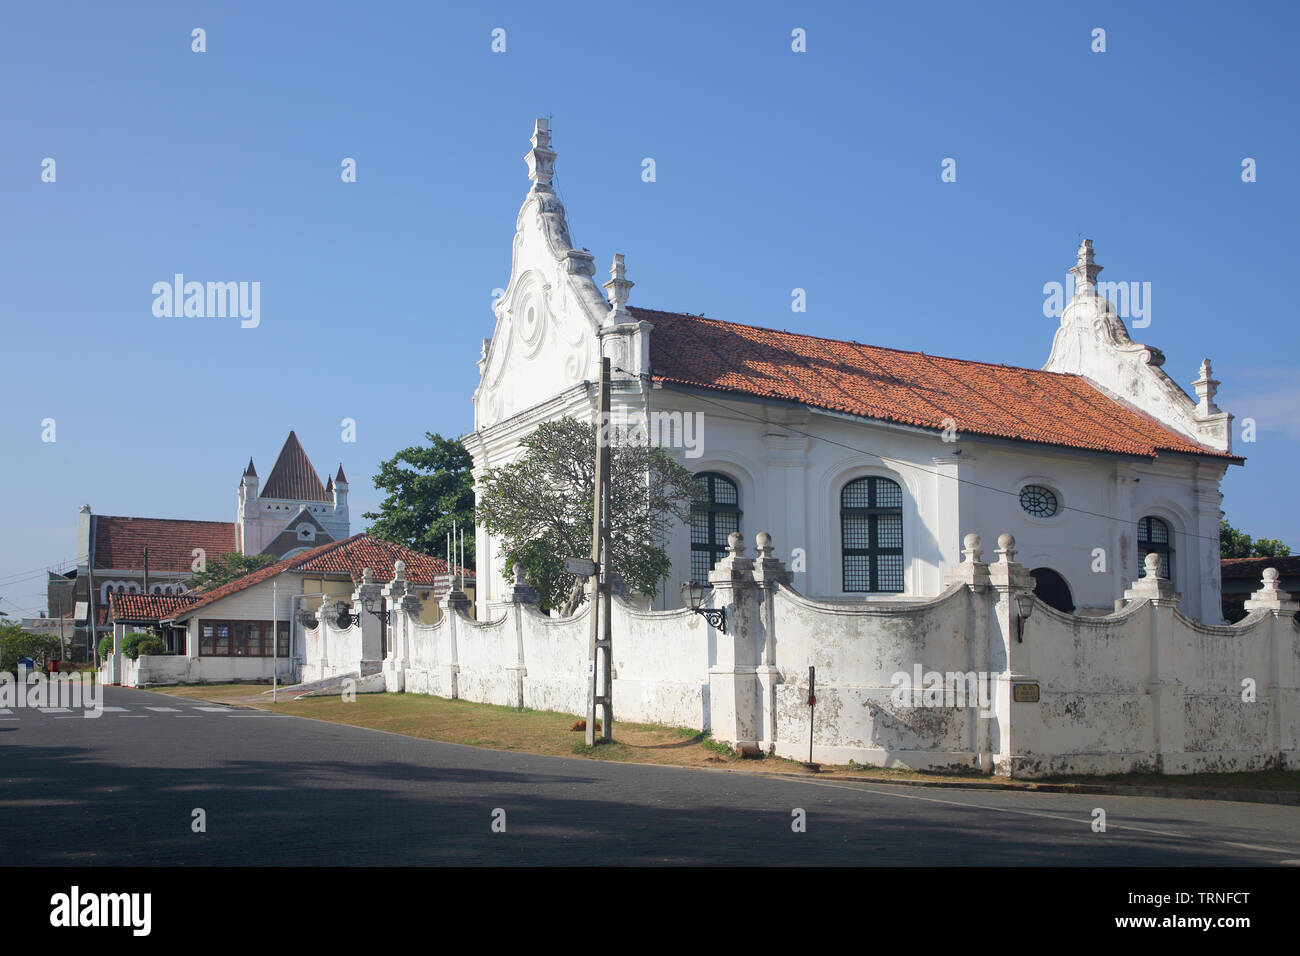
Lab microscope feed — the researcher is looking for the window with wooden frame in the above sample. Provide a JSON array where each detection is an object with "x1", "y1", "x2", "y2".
[
  {"x1": 841, "y1": 476, "x2": 905, "y2": 593},
  {"x1": 1137, "y1": 516, "x2": 1174, "y2": 581},
  {"x1": 690, "y1": 472, "x2": 741, "y2": 583},
  {"x1": 198, "y1": 619, "x2": 290, "y2": 657}
]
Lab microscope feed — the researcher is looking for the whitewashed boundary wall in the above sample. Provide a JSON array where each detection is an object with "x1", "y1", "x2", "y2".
[{"x1": 302, "y1": 539, "x2": 1299, "y2": 779}]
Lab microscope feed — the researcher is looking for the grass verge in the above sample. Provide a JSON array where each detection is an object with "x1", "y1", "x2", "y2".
[{"x1": 150, "y1": 683, "x2": 1300, "y2": 792}]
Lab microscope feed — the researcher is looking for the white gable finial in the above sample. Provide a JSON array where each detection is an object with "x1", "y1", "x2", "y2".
[
  {"x1": 1069, "y1": 238, "x2": 1102, "y2": 297},
  {"x1": 525, "y1": 118, "x2": 556, "y2": 192},
  {"x1": 1191, "y1": 357, "x2": 1221, "y2": 417},
  {"x1": 603, "y1": 254, "x2": 633, "y2": 318}
]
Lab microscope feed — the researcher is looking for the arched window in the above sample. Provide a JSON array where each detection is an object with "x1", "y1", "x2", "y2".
[
  {"x1": 1138, "y1": 516, "x2": 1174, "y2": 580},
  {"x1": 1030, "y1": 567, "x2": 1075, "y2": 613},
  {"x1": 691, "y1": 472, "x2": 741, "y2": 582},
  {"x1": 841, "y1": 477, "x2": 904, "y2": 592}
]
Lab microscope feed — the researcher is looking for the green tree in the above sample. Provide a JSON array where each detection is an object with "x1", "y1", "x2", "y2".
[
  {"x1": 1220, "y1": 519, "x2": 1292, "y2": 558},
  {"x1": 1252, "y1": 538, "x2": 1291, "y2": 558},
  {"x1": 187, "y1": 552, "x2": 276, "y2": 591},
  {"x1": 0, "y1": 623, "x2": 60, "y2": 673},
  {"x1": 363, "y1": 432, "x2": 475, "y2": 564},
  {"x1": 476, "y1": 417, "x2": 696, "y2": 613}
]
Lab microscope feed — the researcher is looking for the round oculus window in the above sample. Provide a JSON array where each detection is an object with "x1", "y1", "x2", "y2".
[{"x1": 1019, "y1": 485, "x2": 1059, "y2": 517}]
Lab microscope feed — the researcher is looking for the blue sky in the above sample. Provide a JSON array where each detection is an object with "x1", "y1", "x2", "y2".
[{"x1": 1, "y1": 1, "x2": 1296, "y2": 616}]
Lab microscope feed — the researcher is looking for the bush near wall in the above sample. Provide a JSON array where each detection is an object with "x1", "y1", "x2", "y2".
[
  {"x1": 134, "y1": 636, "x2": 167, "y2": 657},
  {"x1": 0, "y1": 624, "x2": 61, "y2": 674},
  {"x1": 120, "y1": 632, "x2": 161, "y2": 661}
]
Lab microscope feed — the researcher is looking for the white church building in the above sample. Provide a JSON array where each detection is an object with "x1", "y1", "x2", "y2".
[{"x1": 464, "y1": 120, "x2": 1242, "y2": 624}]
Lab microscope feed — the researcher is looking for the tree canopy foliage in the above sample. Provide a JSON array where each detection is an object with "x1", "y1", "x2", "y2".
[
  {"x1": 363, "y1": 433, "x2": 476, "y2": 563},
  {"x1": 476, "y1": 418, "x2": 695, "y2": 613},
  {"x1": 1221, "y1": 519, "x2": 1291, "y2": 558},
  {"x1": 187, "y1": 552, "x2": 276, "y2": 591}
]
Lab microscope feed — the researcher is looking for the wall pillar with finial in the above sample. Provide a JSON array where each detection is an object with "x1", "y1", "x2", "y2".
[
  {"x1": 1243, "y1": 568, "x2": 1300, "y2": 760},
  {"x1": 381, "y1": 561, "x2": 411, "y2": 692},
  {"x1": 706, "y1": 532, "x2": 760, "y2": 747},
  {"x1": 946, "y1": 533, "x2": 995, "y2": 771},
  {"x1": 752, "y1": 532, "x2": 793, "y2": 753},
  {"x1": 502, "y1": 565, "x2": 538, "y2": 709},
  {"x1": 353, "y1": 568, "x2": 385, "y2": 678},
  {"x1": 987, "y1": 534, "x2": 1041, "y2": 777},
  {"x1": 1124, "y1": 552, "x2": 1186, "y2": 771}
]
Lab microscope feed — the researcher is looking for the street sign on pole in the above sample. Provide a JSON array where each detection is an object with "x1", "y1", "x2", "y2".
[{"x1": 565, "y1": 557, "x2": 598, "y2": 578}]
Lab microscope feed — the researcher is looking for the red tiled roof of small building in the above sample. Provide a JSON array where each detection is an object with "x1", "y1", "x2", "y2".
[
  {"x1": 166, "y1": 534, "x2": 472, "y2": 621},
  {"x1": 92, "y1": 516, "x2": 238, "y2": 572},
  {"x1": 108, "y1": 592, "x2": 199, "y2": 623},
  {"x1": 1220, "y1": 555, "x2": 1300, "y2": 579},
  {"x1": 635, "y1": 308, "x2": 1241, "y2": 462}
]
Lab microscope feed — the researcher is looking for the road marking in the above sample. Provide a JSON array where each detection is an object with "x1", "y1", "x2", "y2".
[
  {"x1": 195, "y1": 706, "x2": 233, "y2": 712},
  {"x1": 101, "y1": 706, "x2": 128, "y2": 712},
  {"x1": 0, "y1": 709, "x2": 10, "y2": 715},
  {"x1": 38, "y1": 708, "x2": 72, "y2": 713},
  {"x1": 146, "y1": 707, "x2": 181, "y2": 712},
  {"x1": 793, "y1": 778, "x2": 1299, "y2": 857}
]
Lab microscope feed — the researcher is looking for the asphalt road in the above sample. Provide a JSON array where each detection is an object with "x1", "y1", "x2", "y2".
[{"x1": 2, "y1": 686, "x2": 1298, "y2": 866}]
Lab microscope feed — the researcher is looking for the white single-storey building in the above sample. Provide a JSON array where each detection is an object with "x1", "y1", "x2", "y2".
[{"x1": 102, "y1": 534, "x2": 472, "y2": 686}]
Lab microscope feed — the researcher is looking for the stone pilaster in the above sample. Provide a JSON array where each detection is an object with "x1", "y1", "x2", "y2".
[
  {"x1": 1125, "y1": 553, "x2": 1186, "y2": 771},
  {"x1": 751, "y1": 532, "x2": 793, "y2": 753},
  {"x1": 987, "y1": 534, "x2": 1040, "y2": 777},
  {"x1": 352, "y1": 568, "x2": 385, "y2": 678},
  {"x1": 706, "y1": 532, "x2": 760, "y2": 748},
  {"x1": 946, "y1": 534, "x2": 994, "y2": 771}
]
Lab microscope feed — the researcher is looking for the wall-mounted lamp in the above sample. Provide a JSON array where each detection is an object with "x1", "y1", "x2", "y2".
[
  {"x1": 362, "y1": 594, "x2": 391, "y2": 626},
  {"x1": 680, "y1": 581, "x2": 726, "y2": 633},
  {"x1": 1014, "y1": 592, "x2": 1035, "y2": 643},
  {"x1": 334, "y1": 605, "x2": 360, "y2": 630}
]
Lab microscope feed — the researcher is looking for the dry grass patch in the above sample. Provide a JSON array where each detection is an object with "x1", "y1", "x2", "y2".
[{"x1": 148, "y1": 685, "x2": 1300, "y2": 793}]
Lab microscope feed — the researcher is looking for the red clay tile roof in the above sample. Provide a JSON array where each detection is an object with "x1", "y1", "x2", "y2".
[
  {"x1": 634, "y1": 307, "x2": 1241, "y2": 462},
  {"x1": 166, "y1": 534, "x2": 472, "y2": 620},
  {"x1": 1221, "y1": 555, "x2": 1300, "y2": 579},
  {"x1": 292, "y1": 534, "x2": 467, "y2": 584},
  {"x1": 261, "y1": 431, "x2": 330, "y2": 501},
  {"x1": 108, "y1": 592, "x2": 199, "y2": 623},
  {"x1": 92, "y1": 516, "x2": 238, "y2": 572}
]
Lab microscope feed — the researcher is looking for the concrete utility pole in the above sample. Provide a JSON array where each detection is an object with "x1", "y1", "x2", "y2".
[{"x1": 585, "y1": 357, "x2": 613, "y2": 746}]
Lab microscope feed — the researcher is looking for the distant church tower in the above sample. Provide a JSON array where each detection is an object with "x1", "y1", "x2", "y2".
[{"x1": 236, "y1": 431, "x2": 350, "y2": 558}]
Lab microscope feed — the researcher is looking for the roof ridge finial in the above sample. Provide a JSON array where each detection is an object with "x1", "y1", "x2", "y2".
[
  {"x1": 1069, "y1": 238, "x2": 1102, "y2": 297},
  {"x1": 603, "y1": 253, "x2": 633, "y2": 318},
  {"x1": 525, "y1": 118, "x2": 556, "y2": 193}
]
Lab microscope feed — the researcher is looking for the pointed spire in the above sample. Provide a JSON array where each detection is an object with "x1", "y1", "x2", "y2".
[
  {"x1": 244, "y1": 457, "x2": 257, "y2": 478},
  {"x1": 603, "y1": 253, "x2": 634, "y2": 319},
  {"x1": 261, "y1": 431, "x2": 329, "y2": 502},
  {"x1": 335, "y1": 464, "x2": 348, "y2": 484},
  {"x1": 525, "y1": 118, "x2": 556, "y2": 193},
  {"x1": 325, "y1": 476, "x2": 334, "y2": 495},
  {"x1": 1069, "y1": 238, "x2": 1103, "y2": 297}
]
